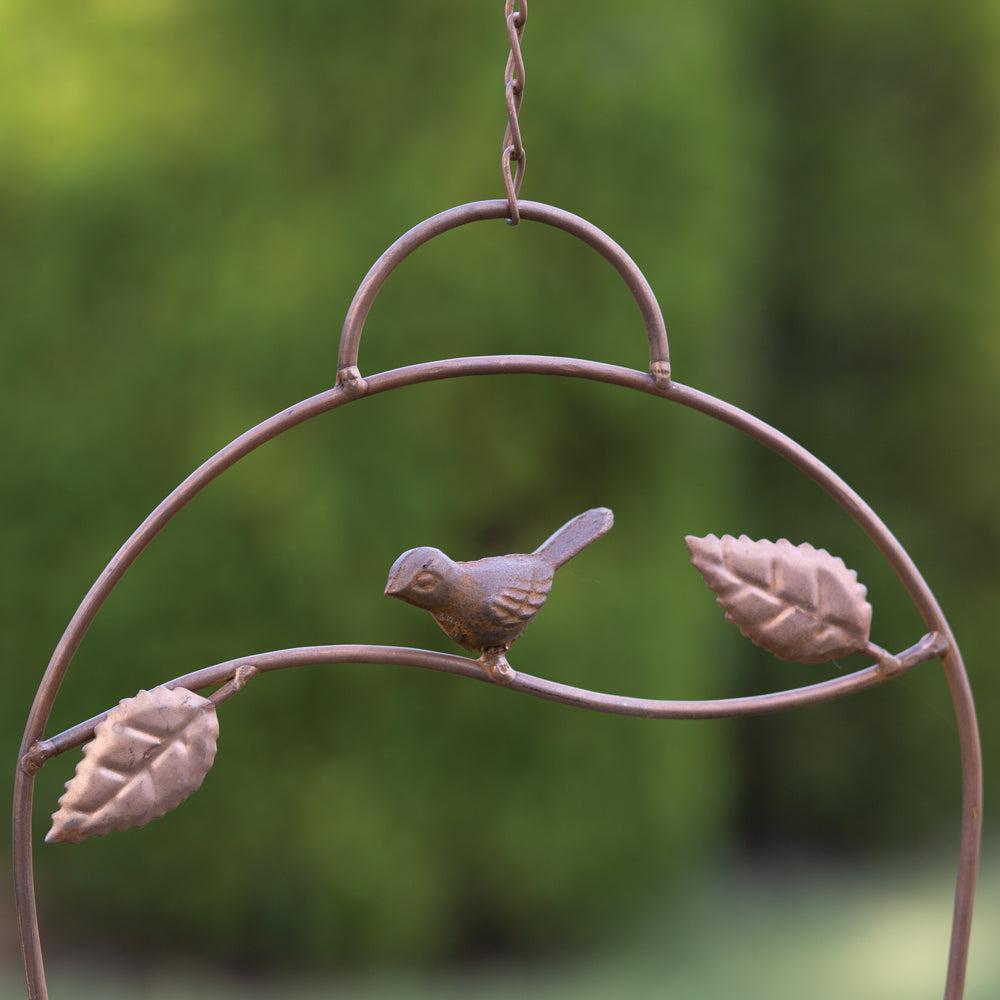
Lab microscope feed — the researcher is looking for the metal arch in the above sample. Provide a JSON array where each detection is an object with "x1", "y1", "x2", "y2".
[
  {"x1": 14, "y1": 214, "x2": 981, "y2": 999},
  {"x1": 334, "y1": 200, "x2": 672, "y2": 394}
]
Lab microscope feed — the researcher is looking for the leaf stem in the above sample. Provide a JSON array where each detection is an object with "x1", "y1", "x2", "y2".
[{"x1": 206, "y1": 664, "x2": 260, "y2": 707}]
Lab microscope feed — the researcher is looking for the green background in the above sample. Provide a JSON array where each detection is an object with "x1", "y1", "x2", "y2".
[{"x1": 2, "y1": 0, "x2": 998, "y2": 985}]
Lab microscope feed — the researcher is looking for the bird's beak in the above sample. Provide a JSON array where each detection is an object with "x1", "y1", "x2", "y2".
[{"x1": 384, "y1": 551, "x2": 410, "y2": 598}]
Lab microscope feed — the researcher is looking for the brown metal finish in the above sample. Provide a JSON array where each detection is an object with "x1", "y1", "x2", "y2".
[
  {"x1": 14, "y1": 349, "x2": 982, "y2": 1000},
  {"x1": 502, "y1": 0, "x2": 527, "y2": 222},
  {"x1": 335, "y1": 199, "x2": 672, "y2": 391},
  {"x1": 12, "y1": 2, "x2": 981, "y2": 998},
  {"x1": 46, "y1": 686, "x2": 220, "y2": 844},
  {"x1": 386, "y1": 507, "x2": 613, "y2": 680},
  {"x1": 26, "y1": 631, "x2": 953, "y2": 765},
  {"x1": 686, "y1": 535, "x2": 875, "y2": 665}
]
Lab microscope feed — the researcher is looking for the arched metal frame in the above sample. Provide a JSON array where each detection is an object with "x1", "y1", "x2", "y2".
[{"x1": 14, "y1": 199, "x2": 982, "y2": 1000}]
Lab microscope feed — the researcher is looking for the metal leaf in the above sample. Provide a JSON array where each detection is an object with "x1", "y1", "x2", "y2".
[
  {"x1": 47, "y1": 685, "x2": 219, "y2": 844},
  {"x1": 685, "y1": 534, "x2": 872, "y2": 663}
]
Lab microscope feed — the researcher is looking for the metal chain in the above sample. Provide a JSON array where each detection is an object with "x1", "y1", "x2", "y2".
[{"x1": 502, "y1": 0, "x2": 527, "y2": 224}]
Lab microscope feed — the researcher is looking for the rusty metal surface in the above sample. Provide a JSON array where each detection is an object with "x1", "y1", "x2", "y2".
[
  {"x1": 12, "y1": 349, "x2": 983, "y2": 999},
  {"x1": 13, "y1": 347, "x2": 983, "y2": 1000},
  {"x1": 334, "y1": 199, "x2": 672, "y2": 393},
  {"x1": 502, "y1": 0, "x2": 527, "y2": 222},
  {"x1": 46, "y1": 686, "x2": 219, "y2": 844},
  {"x1": 686, "y1": 535, "x2": 875, "y2": 665},
  {"x1": 386, "y1": 507, "x2": 613, "y2": 680},
  {"x1": 12, "y1": 2, "x2": 982, "y2": 998}
]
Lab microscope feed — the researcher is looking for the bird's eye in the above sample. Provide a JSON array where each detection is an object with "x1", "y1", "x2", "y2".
[{"x1": 414, "y1": 571, "x2": 438, "y2": 591}]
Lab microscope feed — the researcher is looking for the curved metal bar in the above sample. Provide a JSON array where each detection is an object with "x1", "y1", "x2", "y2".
[
  {"x1": 335, "y1": 200, "x2": 672, "y2": 392},
  {"x1": 12, "y1": 383, "x2": 350, "y2": 1000},
  {"x1": 14, "y1": 355, "x2": 981, "y2": 1000},
  {"x1": 26, "y1": 633, "x2": 948, "y2": 766}
]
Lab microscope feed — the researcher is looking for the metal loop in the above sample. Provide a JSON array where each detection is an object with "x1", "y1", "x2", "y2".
[
  {"x1": 504, "y1": 0, "x2": 526, "y2": 29},
  {"x1": 505, "y1": 12, "x2": 526, "y2": 97},
  {"x1": 501, "y1": 1, "x2": 526, "y2": 216},
  {"x1": 336, "y1": 199, "x2": 671, "y2": 388},
  {"x1": 501, "y1": 145, "x2": 525, "y2": 223},
  {"x1": 503, "y1": 80, "x2": 524, "y2": 159}
]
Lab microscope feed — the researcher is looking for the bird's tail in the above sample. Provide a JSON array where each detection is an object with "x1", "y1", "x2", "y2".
[{"x1": 533, "y1": 507, "x2": 614, "y2": 569}]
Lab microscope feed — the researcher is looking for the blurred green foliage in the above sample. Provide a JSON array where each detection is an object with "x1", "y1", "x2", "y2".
[
  {"x1": 5, "y1": 852, "x2": 1000, "y2": 998},
  {"x1": 2, "y1": 0, "x2": 998, "y2": 974}
]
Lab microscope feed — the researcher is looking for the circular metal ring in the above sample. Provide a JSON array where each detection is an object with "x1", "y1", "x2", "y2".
[{"x1": 14, "y1": 213, "x2": 979, "y2": 1000}]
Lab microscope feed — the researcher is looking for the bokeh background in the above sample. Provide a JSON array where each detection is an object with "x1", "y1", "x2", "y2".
[{"x1": 2, "y1": 0, "x2": 998, "y2": 996}]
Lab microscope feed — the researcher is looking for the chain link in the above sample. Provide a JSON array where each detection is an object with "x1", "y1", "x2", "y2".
[{"x1": 501, "y1": 0, "x2": 527, "y2": 224}]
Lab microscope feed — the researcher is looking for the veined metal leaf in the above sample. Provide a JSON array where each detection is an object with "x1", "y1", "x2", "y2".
[
  {"x1": 686, "y1": 534, "x2": 872, "y2": 663},
  {"x1": 47, "y1": 685, "x2": 219, "y2": 844}
]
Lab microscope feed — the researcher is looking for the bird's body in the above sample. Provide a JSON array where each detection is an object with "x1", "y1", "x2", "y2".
[
  {"x1": 421, "y1": 552, "x2": 554, "y2": 651},
  {"x1": 385, "y1": 507, "x2": 613, "y2": 680}
]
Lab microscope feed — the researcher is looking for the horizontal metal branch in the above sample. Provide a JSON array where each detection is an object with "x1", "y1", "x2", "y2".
[{"x1": 23, "y1": 632, "x2": 947, "y2": 773}]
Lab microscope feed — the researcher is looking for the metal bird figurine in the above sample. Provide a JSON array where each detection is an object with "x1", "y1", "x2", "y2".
[{"x1": 385, "y1": 507, "x2": 614, "y2": 682}]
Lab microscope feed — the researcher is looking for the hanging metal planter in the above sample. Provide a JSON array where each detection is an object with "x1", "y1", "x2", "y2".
[{"x1": 13, "y1": 4, "x2": 982, "y2": 998}]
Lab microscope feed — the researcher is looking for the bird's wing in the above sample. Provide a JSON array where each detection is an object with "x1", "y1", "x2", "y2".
[{"x1": 489, "y1": 569, "x2": 552, "y2": 625}]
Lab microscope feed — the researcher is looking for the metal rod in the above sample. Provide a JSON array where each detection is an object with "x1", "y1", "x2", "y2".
[
  {"x1": 23, "y1": 631, "x2": 949, "y2": 767},
  {"x1": 335, "y1": 201, "x2": 672, "y2": 391},
  {"x1": 14, "y1": 240, "x2": 980, "y2": 997}
]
